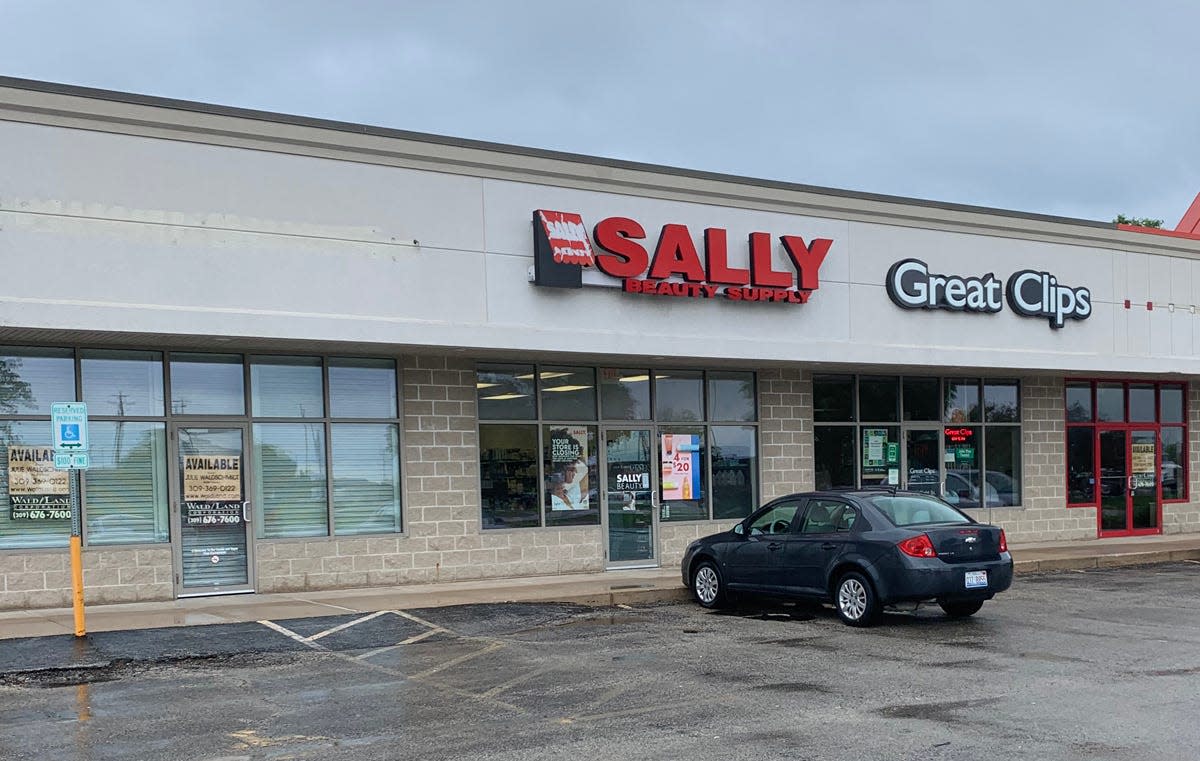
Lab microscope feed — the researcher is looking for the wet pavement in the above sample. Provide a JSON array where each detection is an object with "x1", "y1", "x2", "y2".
[{"x1": 2, "y1": 563, "x2": 1199, "y2": 760}]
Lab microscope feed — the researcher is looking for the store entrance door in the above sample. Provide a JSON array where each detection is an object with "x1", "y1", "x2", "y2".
[
  {"x1": 170, "y1": 424, "x2": 255, "y2": 596},
  {"x1": 903, "y1": 428, "x2": 942, "y2": 496},
  {"x1": 1099, "y1": 428, "x2": 1161, "y2": 536},
  {"x1": 602, "y1": 427, "x2": 658, "y2": 568}
]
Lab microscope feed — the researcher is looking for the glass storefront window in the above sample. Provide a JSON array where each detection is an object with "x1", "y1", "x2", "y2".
[
  {"x1": 85, "y1": 422, "x2": 169, "y2": 545},
  {"x1": 477, "y1": 364, "x2": 536, "y2": 420},
  {"x1": 984, "y1": 427, "x2": 1021, "y2": 507},
  {"x1": 82, "y1": 350, "x2": 164, "y2": 417},
  {"x1": 542, "y1": 425, "x2": 599, "y2": 526},
  {"x1": 708, "y1": 373, "x2": 756, "y2": 422},
  {"x1": 945, "y1": 379, "x2": 981, "y2": 423},
  {"x1": 1097, "y1": 383, "x2": 1124, "y2": 422},
  {"x1": 171, "y1": 353, "x2": 245, "y2": 415},
  {"x1": 654, "y1": 371, "x2": 704, "y2": 422},
  {"x1": 984, "y1": 381, "x2": 1020, "y2": 423},
  {"x1": 328, "y1": 358, "x2": 397, "y2": 418},
  {"x1": 711, "y1": 426, "x2": 757, "y2": 519},
  {"x1": 1160, "y1": 384, "x2": 1185, "y2": 424},
  {"x1": 860, "y1": 426, "x2": 899, "y2": 487},
  {"x1": 903, "y1": 378, "x2": 940, "y2": 421},
  {"x1": 1129, "y1": 384, "x2": 1155, "y2": 423},
  {"x1": 251, "y1": 356, "x2": 324, "y2": 418},
  {"x1": 943, "y1": 426, "x2": 984, "y2": 508},
  {"x1": 600, "y1": 369, "x2": 650, "y2": 420},
  {"x1": 814, "y1": 426, "x2": 855, "y2": 490},
  {"x1": 814, "y1": 375, "x2": 854, "y2": 422},
  {"x1": 254, "y1": 423, "x2": 328, "y2": 538},
  {"x1": 859, "y1": 377, "x2": 899, "y2": 422},
  {"x1": 1067, "y1": 427, "x2": 1095, "y2": 504},
  {"x1": 539, "y1": 367, "x2": 597, "y2": 421},
  {"x1": 1066, "y1": 383, "x2": 1093, "y2": 422},
  {"x1": 0, "y1": 347, "x2": 75, "y2": 415},
  {"x1": 659, "y1": 427, "x2": 706, "y2": 521},
  {"x1": 0, "y1": 421, "x2": 71, "y2": 549},
  {"x1": 331, "y1": 424, "x2": 401, "y2": 535},
  {"x1": 1161, "y1": 426, "x2": 1186, "y2": 501},
  {"x1": 480, "y1": 424, "x2": 539, "y2": 528}
]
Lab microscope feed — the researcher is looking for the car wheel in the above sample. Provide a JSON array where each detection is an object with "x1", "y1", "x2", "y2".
[
  {"x1": 692, "y1": 560, "x2": 727, "y2": 609},
  {"x1": 939, "y1": 600, "x2": 984, "y2": 618},
  {"x1": 835, "y1": 572, "x2": 880, "y2": 627}
]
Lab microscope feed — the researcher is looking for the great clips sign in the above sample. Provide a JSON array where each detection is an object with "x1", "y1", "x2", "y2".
[
  {"x1": 533, "y1": 210, "x2": 832, "y2": 304},
  {"x1": 885, "y1": 258, "x2": 1091, "y2": 329}
]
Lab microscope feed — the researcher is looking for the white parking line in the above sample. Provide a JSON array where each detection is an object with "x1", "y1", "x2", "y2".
[
  {"x1": 356, "y1": 627, "x2": 447, "y2": 660},
  {"x1": 306, "y1": 610, "x2": 391, "y2": 642},
  {"x1": 259, "y1": 620, "x2": 327, "y2": 650}
]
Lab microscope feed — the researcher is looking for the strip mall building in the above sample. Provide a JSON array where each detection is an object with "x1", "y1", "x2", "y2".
[{"x1": 2, "y1": 76, "x2": 1199, "y2": 610}]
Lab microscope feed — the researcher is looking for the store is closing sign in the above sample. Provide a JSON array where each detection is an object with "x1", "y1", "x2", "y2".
[{"x1": 532, "y1": 209, "x2": 832, "y2": 304}]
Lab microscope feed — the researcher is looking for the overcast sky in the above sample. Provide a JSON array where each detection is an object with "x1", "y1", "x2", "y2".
[{"x1": 2, "y1": 1, "x2": 1196, "y2": 224}]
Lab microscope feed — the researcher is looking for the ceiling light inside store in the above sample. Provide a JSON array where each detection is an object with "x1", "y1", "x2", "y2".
[
  {"x1": 618, "y1": 375, "x2": 650, "y2": 383},
  {"x1": 538, "y1": 371, "x2": 572, "y2": 379},
  {"x1": 481, "y1": 393, "x2": 528, "y2": 400},
  {"x1": 476, "y1": 382, "x2": 499, "y2": 389},
  {"x1": 542, "y1": 385, "x2": 593, "y2": 392}
]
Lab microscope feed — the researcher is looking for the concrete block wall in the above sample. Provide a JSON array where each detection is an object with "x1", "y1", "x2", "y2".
[
  {"x1": 1162, "y1": 381, "x2": 1200, "y2": 534},
  {"x1": 255, "y1": 354, "x2": 605, "y2": 593},
  {"x1": 965, "y1": 376, "x2": 1096, "y2": 542},
  {"x1": 0, "y1": 546, "x2": 171, "y2": 610}
]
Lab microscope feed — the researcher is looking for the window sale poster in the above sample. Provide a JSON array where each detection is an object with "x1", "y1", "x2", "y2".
[
  {"x1": 548, "y1": 426, "x2": 589, "y2": 511},
  {"x1": 661, "y1": 434, "x2": 701, "y2": 500}
]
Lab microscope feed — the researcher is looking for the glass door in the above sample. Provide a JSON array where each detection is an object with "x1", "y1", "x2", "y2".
[
  {"x1": 171, "y1": 424, "x2": 255, "y2": 595},
  {"x1": 1098, "y1": 428, "x2": 1161, "y2": 535},
  {"x1": 602, "y1": 428, "x2": 657, "y2": 568},
  {"x1": 903, "y1": 428, "x2": 942, "y2": 496}
]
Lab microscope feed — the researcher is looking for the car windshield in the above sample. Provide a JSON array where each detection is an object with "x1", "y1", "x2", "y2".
[{"x1": 867, "y1": 495, "x2": 971, "y2": 527}]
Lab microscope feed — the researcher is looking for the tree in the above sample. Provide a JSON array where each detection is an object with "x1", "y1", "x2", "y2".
[{"x1": 1114, "y1": 214, "x2": 1164, "y2": 228}]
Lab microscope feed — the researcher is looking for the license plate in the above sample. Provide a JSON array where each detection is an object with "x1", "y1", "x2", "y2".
[{"x1": 964, "y1": 570, "x2": 988, "y2": 589}]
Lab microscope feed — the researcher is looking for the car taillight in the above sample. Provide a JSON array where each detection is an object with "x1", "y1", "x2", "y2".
[
  {"x1": 898, "y1": 533, "x2": 937, "y2": 558},
  {"x1": 999, "y1": 529, "x2": 1008, "y2": 553}
]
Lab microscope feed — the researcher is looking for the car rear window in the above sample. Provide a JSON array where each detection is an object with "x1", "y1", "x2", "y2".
[{"x1": 867, "y1": 495, "x2": 971, "y2": 527}]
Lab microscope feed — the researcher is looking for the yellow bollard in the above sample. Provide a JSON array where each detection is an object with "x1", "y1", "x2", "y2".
[{"x1": 70, "y1": 534, "x2": 85, "y2": 637}]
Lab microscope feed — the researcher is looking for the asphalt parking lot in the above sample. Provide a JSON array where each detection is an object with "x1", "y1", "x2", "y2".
[{"x1": 2, "y1": 562, "x2": 1199, "y2": 761}]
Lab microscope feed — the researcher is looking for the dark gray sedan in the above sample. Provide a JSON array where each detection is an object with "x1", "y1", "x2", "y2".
[{"x1": 680, "y1": 489, "x2": 1013, "y2": 626}]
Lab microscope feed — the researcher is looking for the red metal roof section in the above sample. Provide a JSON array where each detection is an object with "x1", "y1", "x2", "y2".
[
  {"x1": 1115, "y1": 193, "x2": 1200, "y2": 240},
  {"x1": 1175, "y1": 191, "x2": 1200, "y2": 235}
]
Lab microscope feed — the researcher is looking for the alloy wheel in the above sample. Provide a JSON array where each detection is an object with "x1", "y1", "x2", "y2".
[
  {"x1": 694, "y1": 566, "x2": 719, "y2": 605},
  {"x1": 838, "y1": 578, "x2": 868, "y2": 621}
]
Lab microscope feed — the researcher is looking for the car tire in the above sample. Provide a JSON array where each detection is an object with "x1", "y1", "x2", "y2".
[
  {"x1": 939, "y1": 600, "x2": 984, "y2": 618},
  {"x1": 835, "y1": 571, "x2": 880, "y2": 627},
  {"x1": 691, "y1": 560, "x2": 728, "y2": 609}
]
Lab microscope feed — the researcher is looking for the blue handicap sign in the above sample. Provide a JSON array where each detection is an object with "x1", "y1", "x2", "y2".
[{"x1": 61, "y1": 424, "x2": 80, "y2": 442}]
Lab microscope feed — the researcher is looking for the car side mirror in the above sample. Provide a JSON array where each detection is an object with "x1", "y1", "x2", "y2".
[{"x1": 733, "y1": 524, "x2": 745, "y2": 536}]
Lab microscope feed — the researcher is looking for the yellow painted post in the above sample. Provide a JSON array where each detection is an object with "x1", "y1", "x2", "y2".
[
  {"x1": 70, "y1": 534, "x2": 85, "y2": 636},
  {"x1": 68, "y1": 469, "x2": 86, "y2": 637}
]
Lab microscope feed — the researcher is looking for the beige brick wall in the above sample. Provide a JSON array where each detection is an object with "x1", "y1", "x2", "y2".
[
  {"x1": 0, "y1": 545, "x2": 171, "y2": 611},
  {"x1": 964, "y1": 376, "x2": 1096, "y2": 542}
]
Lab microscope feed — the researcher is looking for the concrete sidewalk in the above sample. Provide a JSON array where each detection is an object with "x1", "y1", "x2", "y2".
[{"x1": 2, "y1": 534, "x2": 1198, "y2": 640}]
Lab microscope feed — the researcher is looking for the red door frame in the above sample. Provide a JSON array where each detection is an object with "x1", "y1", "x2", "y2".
[{"x1": 1094, "y1": 424, "x2": 1163, "y2": 538}]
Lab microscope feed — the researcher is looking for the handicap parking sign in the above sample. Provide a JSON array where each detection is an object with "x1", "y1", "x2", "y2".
[{"x1": 51, "y1": 402, "x2": 89, "y2": 451}]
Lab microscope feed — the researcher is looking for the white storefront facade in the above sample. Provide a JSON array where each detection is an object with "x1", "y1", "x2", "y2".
[{"x1": 1, "y1": 76, "x2": 1198, "y2": 609}]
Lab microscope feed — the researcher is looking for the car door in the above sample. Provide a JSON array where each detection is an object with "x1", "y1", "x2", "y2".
[
  {"x1": 724, "y1": 500, "x2": 803, "y2": 591},
  {"x1": 779, "y1": 498, "x2": 859, "y2": 595}
]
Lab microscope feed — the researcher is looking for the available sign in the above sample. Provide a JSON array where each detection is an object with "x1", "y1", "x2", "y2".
[
  {"x1": 533, "y1": 210, "x2": 832, "y2": 305},
  {"x1": 885, "y1": 258, "x2": 1091, "y2": 329},
  {"x1": 8, "y1": 446, "x2": 70, "y2": 520},
  {"x1": 183, "y1": 456, "x2": 242, "y2": 502}
]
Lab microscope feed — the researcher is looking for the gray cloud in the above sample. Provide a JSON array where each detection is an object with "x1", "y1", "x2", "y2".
[{"x1": 2, "y1": 0, "x2": 1197, "y2": 223}]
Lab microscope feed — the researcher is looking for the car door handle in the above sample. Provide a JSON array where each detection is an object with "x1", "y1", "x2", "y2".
[
  {"x1": 767, "y1": 542, "x2": 782, "y2": 551},
  {"x1": 821, "y1": 543, "x2": 837, "y2": 550}
]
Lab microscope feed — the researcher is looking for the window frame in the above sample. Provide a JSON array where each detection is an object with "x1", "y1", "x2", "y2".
[
  {"x1": 478, "y1": 363, "x2": 760, "y2": 529},
  {"x1": 1063, "y1": 379, "x2": 1189, "y2": 508}
]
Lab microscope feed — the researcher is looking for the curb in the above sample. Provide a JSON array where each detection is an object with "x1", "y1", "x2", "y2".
[{"x1": 1014, "y1": 548, "x2": 1200, "y2": 574}]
